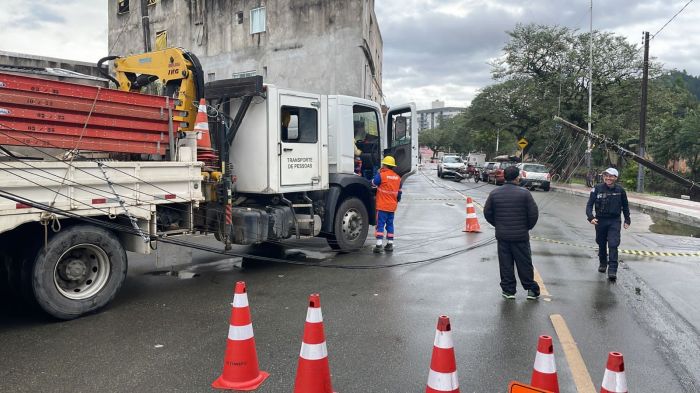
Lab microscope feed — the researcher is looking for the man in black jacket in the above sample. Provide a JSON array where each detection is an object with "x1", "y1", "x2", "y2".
[
  {"x1": 585, "y1": 167, "x2": 631, "y2": 281},
  {"x1": 484, "y1": 165, "x2": 540, "y2": 300}
]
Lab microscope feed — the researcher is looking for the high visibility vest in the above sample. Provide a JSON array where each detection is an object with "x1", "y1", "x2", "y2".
[{"x1": 376, "y1": 168, "x2": 401, "y2": 212}]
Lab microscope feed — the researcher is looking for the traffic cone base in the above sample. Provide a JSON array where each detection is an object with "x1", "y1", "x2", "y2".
[
  {"x1": 212, "y1": 281, "x2": 269, "y2": 391},
  {"x1": 463, "y1": 197, "x2": 481, "y2": 233}
]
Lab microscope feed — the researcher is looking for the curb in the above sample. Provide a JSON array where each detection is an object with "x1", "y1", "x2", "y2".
[{"x1": 550, "y1": 185, "x2": 700, "y2": 228}]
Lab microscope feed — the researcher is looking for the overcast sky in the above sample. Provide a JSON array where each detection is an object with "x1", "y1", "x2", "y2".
[{"x1": 1, "y1": 1, "x2": 698, "y2": 109}]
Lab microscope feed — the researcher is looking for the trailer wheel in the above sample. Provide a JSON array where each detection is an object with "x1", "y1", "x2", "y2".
[
  {"x1": 31, "y1": 225, "x2": 127, "y2": 320},
  {"x1": 327, "y1": 197, "x2": 369, "y2": 252}
]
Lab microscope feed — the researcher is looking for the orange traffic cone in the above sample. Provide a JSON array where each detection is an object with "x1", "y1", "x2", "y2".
[
  {"x1": 531, "y1": 335, "x2": 559, "y2": 393},
  {"x1": 462, "y1": 197, "x2": 481, "y2": 233},
  {"x1": 600, "y1": 352, "x2": 627, "y2": 393},
  {"x1": 426, "y1": 315, "x2": 460, "y2": 393},
  {"x1": 293, "y1": 294, "x2": 336, "y2": 393},
  {"x1": 194, "y1": 98, "x2": 212, "y2": 149},
  {"x1": 212, "y1": 281, "x2": 269, "y2": 391}
]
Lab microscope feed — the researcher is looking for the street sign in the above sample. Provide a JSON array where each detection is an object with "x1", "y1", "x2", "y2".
[
  {"x1": 508, "y1": 381, "x2": 554, "y2": 393},
  {"x1": 517, "y1": 137, "x2": 528, "y2": 150}
]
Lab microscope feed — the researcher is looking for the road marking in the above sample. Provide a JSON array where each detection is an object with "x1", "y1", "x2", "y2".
[
  {"x1": 533, "y1": 267, "x2": 551, "y2": 300},
  {"x1": 549, "y1": 314, "x2": 596, "y2": 393},
  {"x1": 532, "y1": 235, "x2": 700, "y2": 258}
]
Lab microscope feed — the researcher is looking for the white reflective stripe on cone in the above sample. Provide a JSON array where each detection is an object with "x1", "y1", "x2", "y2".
[
  {"x1": 533, "y1": 352, "x2": 557, "y2": 373},
  {"x1": 232, "y1": 293, "x2": 249, "y2": 308},
  {"x1": 194, "y1": 122, "x2": 208, "y2": 130},
  {"x1": 427, "y1": 369, "x2": 459, "y2": 390},
  {"x1": 305, "y1": 307, "x2": 323, "y2": 323},
  {"x1": 228, "y1": 323, "x2": 254, "y2": 341},
  {"x1": 433, "y1": 330, "x2": 454, "y2": 349},
  {"x1": 466, "y1": 213, "x2": 477, "y2": 218},
  {"x1": 198, "y1": 104, "x2": 207, "y2": 112},
  {"x1": 300, "y1": 342, "x2": 328, "y2": 360},
  {"x1": 601, "y1": 370, "x2": 628, "y2": 392}
]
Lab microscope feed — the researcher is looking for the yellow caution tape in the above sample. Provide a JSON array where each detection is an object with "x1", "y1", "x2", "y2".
[{"x1": 531, "y1": 236, "x2": 700, "y2": 258}]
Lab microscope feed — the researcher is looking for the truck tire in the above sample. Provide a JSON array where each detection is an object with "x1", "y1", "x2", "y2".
[
  {"x1": 31, "y1": 225, "x2": 127, "y2": 320},
  {"x1": 326, "y1": 197, "x2": 369, "y2": 252}
]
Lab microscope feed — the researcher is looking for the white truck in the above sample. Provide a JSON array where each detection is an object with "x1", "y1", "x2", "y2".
[{"x1": 0, "y1": 50, "x2": 417, "y2": 319}]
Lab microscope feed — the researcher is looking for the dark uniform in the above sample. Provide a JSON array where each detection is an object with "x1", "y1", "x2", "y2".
[{"x1": 585, "y1": 183, "x2": 631, "y2": 277}]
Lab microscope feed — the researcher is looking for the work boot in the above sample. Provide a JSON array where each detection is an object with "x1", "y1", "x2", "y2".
[
  {"x1": 373, "y1": 245, "x2": 383, "y2": 254},
  {"x1": 598, "y1": 263, "x2": 607, "y2": 273},
  {"x1": 526, "y1": 290, "x2": 540, "y2": 300},
  {"x1": 608, "y1": 270, "x2": 617, "y2": 281},
  {"x1": 384, "y1": 243, "x2": 394, "y2": 252}
]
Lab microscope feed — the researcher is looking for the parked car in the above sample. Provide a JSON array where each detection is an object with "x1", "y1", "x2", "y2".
[
  {"x1": 438, "y1": 155, "x2": 466, "y2": 178},
  {"x1": 489, "y1": 161, "x2": 519, "y2": 185},
  {"x1": 517, "y1": 163, "x2": 551, "y2": 191},
  {"x1": 481, "y1": 161, "x2": 497, "y2": 182}
]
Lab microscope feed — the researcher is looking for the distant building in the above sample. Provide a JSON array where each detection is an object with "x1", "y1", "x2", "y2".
[
  {"x1": 107, "y1": 0, "x2": 383, "y2": 102},
  {"x1": 0, "y1": 50, "x2": 108, "y2": 86},
  {"x1": 417, "y1": 101, "x2": 465, "y2": 132}
]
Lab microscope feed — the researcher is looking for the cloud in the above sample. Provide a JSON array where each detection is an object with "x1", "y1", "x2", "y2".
[{"x1": 376, "y1": 0, "x2": 700, "y2": 109}]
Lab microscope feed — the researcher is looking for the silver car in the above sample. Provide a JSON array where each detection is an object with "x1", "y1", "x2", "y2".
[
  {"x1": 517, "y1": 163, "x2": 551, "y2": 191},
  {"x1": 438, "y1": 155, "x2": 466, "y2": 178}
]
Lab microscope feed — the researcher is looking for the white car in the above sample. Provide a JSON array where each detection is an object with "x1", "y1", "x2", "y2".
[
  {"x1": 517, "y1": 163, "x2": 551, "y2": 191},
  {"x1": 437, "y1": 155, "x2": 466, "y2": 178}
]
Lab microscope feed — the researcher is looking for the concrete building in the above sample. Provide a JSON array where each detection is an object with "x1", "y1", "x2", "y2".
[
  {"x1": 417, "y1": 100, "x2": 465, "y2": 132},
  {"x1": 108, "y1": 0, "x2": 383, "y2": 102}
]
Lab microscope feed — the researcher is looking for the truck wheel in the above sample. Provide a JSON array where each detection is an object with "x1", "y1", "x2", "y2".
[
  {"x1": 31, "y1": 225, "x2": 127, "y2": 320},
  {"x1": 326, "y1": 197, "x2": 369, "y2": 252}
]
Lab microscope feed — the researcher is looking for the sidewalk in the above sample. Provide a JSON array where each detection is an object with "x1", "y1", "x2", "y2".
[{"x1": 551, "y1": 183, "x2": 700, "y2": 227}]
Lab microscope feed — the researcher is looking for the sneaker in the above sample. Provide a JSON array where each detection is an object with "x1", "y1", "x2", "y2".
[
  {"x1": 384, "y1": 243, "x2": 394, "y2": 252},
  {"x1": 501, "y1": 292, "x2": 516, "y2": 300},
  {"x1": 373, "y1": 245, "x2": 383, "y2": 254},
  {"x1": 527, "y1": 290, "x2": 540, "y2": 300},
  {"x1": 598, "y1": 264, "x2": 607, "y2": 273}
]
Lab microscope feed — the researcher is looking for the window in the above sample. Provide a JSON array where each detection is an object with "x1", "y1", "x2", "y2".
[
  {"x1": 207, "y1": 72, "x2": 216, "y2": 82},
  {"x1": 352, "y1": 106, "x2": 380, "y2": 141},
  {"x1": 250, "y1": 7, "x2": 266, "y2": 34},
  {"x1": 443, "y1": 156, "x2": 463, "y2": 163},
  {"x1": 118, "y1": 0, "x2": 129, "y2": 14},
  {"x1": 281, "y1": 107, "x2": 317, "y2": 143},
  {"x1": 236, "y1": 11, "x2": 244, "y2": 25},
  {"x1": 232, "y1": 70, "x2": 257, "y2": 79},
  {"x1": 388, "y1": 112, "x2": 412, "y2": 147}
]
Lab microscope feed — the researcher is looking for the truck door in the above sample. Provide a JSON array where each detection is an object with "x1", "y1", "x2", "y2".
[
  {"x1": 279, "y1": 93, "x2": 322, "y2": 187},
  {"x1": 384, "y1": 103, "x2": 418, "y2": 177}
]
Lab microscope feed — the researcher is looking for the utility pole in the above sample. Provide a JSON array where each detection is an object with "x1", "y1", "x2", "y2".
[
  {"x1": 637, "y1": 31, "x2": 650, "y2": 193},
  {"x1": 586, "y1": 0, "x2": 593, "y2": 173},
  {"x1": 140, "y1": 0, "x2": 152, "y2": 52},
  {"x1": 496, "y1": 129, "x2": 500, "y2": 152}
]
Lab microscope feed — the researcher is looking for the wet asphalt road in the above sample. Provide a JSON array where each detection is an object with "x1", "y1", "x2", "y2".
[{"x1": 2, "y1": 166, "x2": 700, "y2": 392}]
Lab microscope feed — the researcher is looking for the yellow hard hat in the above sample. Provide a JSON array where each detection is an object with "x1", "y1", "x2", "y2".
[{"x1": 381, "y1": 156, "x2": 396, "y2": 167}]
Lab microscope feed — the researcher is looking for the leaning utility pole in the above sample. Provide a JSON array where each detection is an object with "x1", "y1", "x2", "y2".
[
  {"x1": 637, "y1": 32, "x2": 650, "y2": 193},
  {"x1": 140, "y1": 0, "x2": 152, "y2": 52}
]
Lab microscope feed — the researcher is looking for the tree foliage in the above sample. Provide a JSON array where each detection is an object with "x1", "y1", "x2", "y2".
[{"x1": 430, "y1": 23, "x2": 699, "y2": 190}]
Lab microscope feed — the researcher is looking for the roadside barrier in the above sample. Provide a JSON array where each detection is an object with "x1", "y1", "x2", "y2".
[
  {"x1": 212, "y1": 281, "x2": 269, "y2": 391},
  {"x1": 463, "y1": 197, "x2": 481, "y2": 233},
  {"x1": 426, "y1": 315, "x2": 460, "y2": 393},
  {"x1": 600, "y1": 352, "x2": 627, "y2": 393},
  {"x1": 293, "y1": 294, "x2": 336, "y2": 393},
  {"x1": 530, "y1": 335, "x2": 559, "y2": 393}
]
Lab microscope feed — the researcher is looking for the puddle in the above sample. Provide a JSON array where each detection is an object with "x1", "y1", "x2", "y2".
[{"x1": 648, "y1": 214, "x2": 700, "y2": 237}]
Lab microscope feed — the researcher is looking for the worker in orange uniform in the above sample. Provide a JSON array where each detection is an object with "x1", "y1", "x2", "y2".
[{"x1": 371, "y1": 156, "x2": 402, "y2": 253}]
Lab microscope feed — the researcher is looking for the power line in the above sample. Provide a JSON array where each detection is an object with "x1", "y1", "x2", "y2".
[{"x1": 651, "y1": 0, "x2": 694, "y2": 39}]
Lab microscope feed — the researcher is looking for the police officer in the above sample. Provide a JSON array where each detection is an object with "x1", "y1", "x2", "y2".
[{"x1": 585, "y1": 167, "x2": 631, "y2": 280}]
